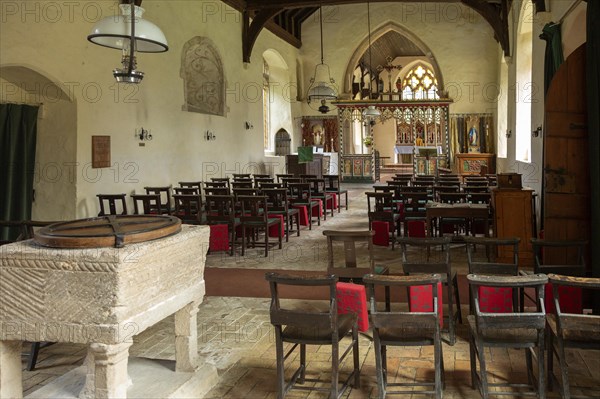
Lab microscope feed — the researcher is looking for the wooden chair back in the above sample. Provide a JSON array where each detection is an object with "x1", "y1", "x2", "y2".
[
  {"x1": 276, "y1": 173, "x2": 294, "y2": 183},
  {"x1": 178, "y1": 181, "x2": 202, "y2": 191},
  {"x1": 254, "y1": 177, "x2": 274, "y2": 187},
  {"x1": 143, "y1": 186, "x2": 172, "y2": 214},
  {"x1": 174, "y1": 187, "x2": 199, "y2": 195},
  {"x1": 232, "y1": 173, "x2": 251, "y2": 179},
  {"x1": 398, "y1": 237, "x2": 451, "y2": 276},
  {"x1": 464, "y1": 237, "x2": 520, "y2": 275},
  {"x1": 323, "y1": 174, "x2": 341, "y2": 190},
  {"x1": 97, "y1": 194, "x2": 128, "y2": 216},
  {"x1": 469, "y1": 273, "x2": 547, "y2": 331},
  {"x1": 239, "y1": 195, "x2": 268, "y2": 223},
  {"x1": 531, "y1": 239, "x2": 587, "y2": 276},
  {"x1": 204, "y1": 187, "x2": 229, "y2": 196},
  {"x1": 204, "y1": 195, "x2": 236, "y2": 225},
  {"x1": 172, "y1": 194, "x2": 203, "y2": 223},
  {"x1": 131, "y1": 194, "x2": 161, "y2": 215},
  {"x1": 323, "y1": 230, "x2": 375, "y2": 279},
  {"x1": 438, "y1": 192, "x2": 467, "y2": 204},
  {"x1": 364, "y1": 273, "x2": 441, "y2": 332},
  {"x1": 232, "y1": 188, "x2": 260, "y2": 199},
  {"x1": 259, "y1": 182, "x2": 283, "y2": 189},
  {"x1": 262, "y1": 188, "x2": 289, "y2": 213},
  {"x1": 231, "y1": 181, "x2": 253, "y2": 189},
  {"x1": 265, "y1": 272, "x2": 339, "y2": 335},
  {"x1": 287, "y1": 183, "x2": 312, "y2": 203}
]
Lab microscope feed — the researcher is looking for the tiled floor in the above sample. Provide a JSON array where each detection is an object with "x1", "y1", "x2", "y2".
[{"x1": 19, "y1": 177, "x2": 600, "y2": 397}]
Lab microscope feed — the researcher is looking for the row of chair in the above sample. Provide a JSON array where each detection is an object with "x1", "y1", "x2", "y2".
[{"x1": 267, "y1": 234, "x2": 597, "y2": 399}]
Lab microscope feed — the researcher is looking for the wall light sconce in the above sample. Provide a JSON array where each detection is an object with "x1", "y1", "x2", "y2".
[
  {"x1": 532, "y1": 126, "x2": 542, "y2": 138},
  {"x1": 244, "y1": 121, "x2": 254, "y2": 130},
  {"x1": 506, "y1": 129, "x2": 512, "y2": 139},
  {"x1": 135, "y1": 127, "x2": 152, "y2": 141},
  {"x1": 205, "y1": 130, "x2": 216, "y2": 141}
]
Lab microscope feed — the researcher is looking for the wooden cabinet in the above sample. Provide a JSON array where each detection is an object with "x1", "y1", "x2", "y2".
[
  {"x1": 456, "y1": 153, "x2": 496, "y2": 177},
  {"x1": 492, "y1": 188, "x2": 534, "y2": 266},
  {"x1": 286, "y1": 154, "x2": 323, "y2": 177}
]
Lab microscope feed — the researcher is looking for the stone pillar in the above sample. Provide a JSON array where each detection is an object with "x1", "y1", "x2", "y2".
[
  {"x1": 174, "y1": 301, "x2": 200, "y2": 372},
  {"x1": 89, "y1": 342, "x2": 132, "y2": 399},
  {"x1": 0, "y1": 340, "x2": 23, "y2": 399}
]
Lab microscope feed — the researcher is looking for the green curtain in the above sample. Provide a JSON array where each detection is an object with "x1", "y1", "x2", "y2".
[
  {"x1": 0, "y1": 103, "x2": 39, "y2": 241},
  {"x1": 587, "y1": 1, "x2": 600, "y2": 287},
  {"x1": 540, "y1": 22, "x2": 565, "y2": 96}
]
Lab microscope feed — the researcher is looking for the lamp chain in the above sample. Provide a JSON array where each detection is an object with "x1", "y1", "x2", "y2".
[
  {"x1": 319, "y1": 5, "x2": 324, "y2": 65},
  {"x1": 128, "y1": 0, "x2": 135, "y2": 74},
  {"x1": 367, "y1": 2, "x2": 373, "y2": 99}
]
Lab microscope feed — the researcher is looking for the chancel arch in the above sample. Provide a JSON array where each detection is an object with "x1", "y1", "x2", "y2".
[{"x1": 343, "y1": 22, "x2": 444, "y2": 98}]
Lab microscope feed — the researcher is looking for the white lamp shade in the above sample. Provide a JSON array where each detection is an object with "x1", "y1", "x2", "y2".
[
  {"x1": 363, "y1": 105, "x2": 381, "y2": 118},
  {"x1": 307, "y1": 82, "x2": 337, "y2": 101},
  {"x1": 87, "y1": 4, "x2": 168, "y2": 53}
]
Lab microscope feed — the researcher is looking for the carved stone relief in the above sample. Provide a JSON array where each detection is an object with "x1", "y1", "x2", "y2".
[{"x1": 180, "y1": 36, "x2": 225, "y2": 116}]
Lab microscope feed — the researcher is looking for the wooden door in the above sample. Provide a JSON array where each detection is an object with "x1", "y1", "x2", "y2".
[{"x1": 544, "y1": 44, "x2": 590, "y2": 257}]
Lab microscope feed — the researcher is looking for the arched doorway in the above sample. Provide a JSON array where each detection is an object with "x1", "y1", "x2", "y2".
[{"x1": 1, "y1": 65, "x2": 77, "y2": 221}]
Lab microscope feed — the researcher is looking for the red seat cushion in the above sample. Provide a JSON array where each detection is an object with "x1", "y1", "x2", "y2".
[
  {"x1": 407, "y1": 220, "x2": 426, "y2": 237},
  {"x1": 267, "y1": 214, "x2": 285, "y2": 237},
  {"x1": 291, "y1": 205, "x2": 309, "y2": 226},
  {"x1": 336, "y1": 282, "x2": 369, "y2": 332},
  {"x1": 327, "y1": 193, "x2": 338, "y2": 210},
  {"x1": 409, "y1": 282, "x2": 444, "y2": 327},
  {"x1": 209, "y1": 224, "x2": 229, "y2": 251},
  {"x1": 545, "y1": 282, "x2": 583, "y2": 314},
  {"x1": 478, "y1": 287, "x2": 513, "y2": 313},
  {"x1": 372, "y1": 221, "x2": 389, "y2": 247},
  {"x1": 311, "y1": 199, "x2": 323, "y2": 217}
]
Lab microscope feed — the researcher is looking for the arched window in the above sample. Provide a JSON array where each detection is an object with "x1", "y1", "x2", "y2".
[
  {"x1": 398, "y1": 64, "x2": 439, "y2": 101},
  {"x1": 515, "y1": 2, "x2": 533, "y2": 163},
  {"x1": 263, "y1": 60, "x2": 270, "y2": 151}
]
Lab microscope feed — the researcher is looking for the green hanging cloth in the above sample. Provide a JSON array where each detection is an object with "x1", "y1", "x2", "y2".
[
  {"x1": 540, "y1": 22, "x2": 565, "y2": 96},
  {"x1": 298, "y1": 146, "x2": 313, "y2": 163}
]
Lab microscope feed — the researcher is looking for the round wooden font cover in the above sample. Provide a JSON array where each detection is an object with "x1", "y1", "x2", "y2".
[{"x1": 34, "y1": 215, "x2": 182, "y2": 248}]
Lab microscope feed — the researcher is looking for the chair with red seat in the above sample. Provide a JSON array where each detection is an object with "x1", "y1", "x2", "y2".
[
  {"x1": 265, "y1": 272, "x2": 360, "y2": 399},
  {"x1": 468, "y1": 273, "x2": 548, "y2": 399},
  {"x1": 238, "y1": 195, "x2": 282, "y2": 257},
  {"x1": 364, "y1": 273, "x2": 445, "y2": 399},
  {"x1": 172, "y1": 194, "x2": 203, "y2": 224},
  {"x1": 205, "y1": 194, "x2": 239, "y2": 256},
  {"x1": 366, "y1": 192, "x2": 401, "y2": 249},
  {"x1": 546, "y1": 273, "x2": 600, "y2": 399},
  {"x1": 398, "y1": 236, "x2": 462, "y2": 345}
]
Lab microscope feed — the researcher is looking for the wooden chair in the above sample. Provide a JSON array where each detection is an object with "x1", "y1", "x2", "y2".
[
  {"x1": 323, "y1": 230, "x2": 389, "y2": 281},
  {"x1": 131, "y1": 194, "x2": 161, "y2": 215},
  {"x1": 173, "y1": 187, "x2": 199, "y2": 195},
  {"x1": 144, "y1": 186, "x2": 172, "y2": 214},
  {"x1": 323, "y1": 174, "x2": 348, "y2": 212},
  {"x1": 232, "y1": 188, "x2": 260, "y2": 199},
  {"x1": 299, "y1": 174, "x2": 317, "y2": 181},
  {"x1": 232, "y1": 173, "x2": 251, "y2": 179},
  {"x1": 305, "y1": 178, "x2": 334, "y2": 220},
  {"x1": 288, "y1": 183, "x2": 321, "y2": 230},
  {"x1": 238, "y1": 195, "x2": 282, "y2": 257},
  {"x1": 172, "y1": 194, "x2": 203, "y2": 224},
  {"x1": 265, "y1": 272, "x2": 360, "y2": 399},
  {"x1": 546, "y1": 274, "x2": 600, "y2": 399},
  {"x1": 259, "y1": 182, "x2": 284, "y2": 189},
  {"x1": 398, "y1": 236, "x2": 462, "y2": 345},
  {"x1": 178, "y1": 181, "x2": 202, "y2": 191},
  {"x1": 366, "y1": 192, "x2": 401, "y2": 248},
  {"x1": 96, "y1": 194, "x2": 128, "y2": 216},
  {"x1": 252, "y1": 174, "x2": 271, "y2": 179},
  {"x1": 276, "y1": 173, "x2": 293, "y2": 183},
  {"x1": 231, "y1": 181, "x2": 253, "y2": 190},
  {"x1": 437, "y1": 192, "x2": 468, "y2": 237},
  {"x1": 204, "y1": 180, "x2": 228, "y2": 189},
  {"x1": 401, "y1": 191, "x2": 429, "y2": 238},
  {"x1": 254, "y1": 177, "x2": 274, "y2": 188},
  {"x1": 364, "y1": 274, "x2": 444, "y2": 399},
  {"x1": 468, "y1": 273, "x2": 548, "y2": 399},
  {"x1": 520, "y1": 239, "x2": 587, "y2": 312},
  {"x1": 204, "y1": 186, "x2": 229, "y2": 196},
  {"x1": 205, "y1": 195, "x2": 239, "y2": 256},
  {"x1": 464, "y1": 237, "x2": 521, "y2": 313},
  {"x1": 262, "y1": 188, "x2": 300, "y2": 242}
]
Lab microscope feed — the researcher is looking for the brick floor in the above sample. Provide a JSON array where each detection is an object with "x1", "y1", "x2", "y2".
[{"x1": 19, "y1": 178, "x2": 600, "y2": 397}]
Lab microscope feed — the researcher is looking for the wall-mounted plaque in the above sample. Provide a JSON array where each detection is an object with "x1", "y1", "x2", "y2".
[{"x1": 92, "y1": 135, "x2": 110, "y2": 168}]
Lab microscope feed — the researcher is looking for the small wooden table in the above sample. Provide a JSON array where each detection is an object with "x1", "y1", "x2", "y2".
[{"x1": 425, "y1": 202, "x2": 490, "y2": 237}]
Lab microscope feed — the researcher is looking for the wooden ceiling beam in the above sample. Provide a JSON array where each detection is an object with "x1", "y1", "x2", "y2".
[
  {"x1": 461, "y1": 0, "x2": 510, "y2": 56},
  {"x1": 245, "y1": 0, "x2": 459, "y2": 10},
  {"x1": 243, "y1": 8, "x2": 284, "y2": 63}
]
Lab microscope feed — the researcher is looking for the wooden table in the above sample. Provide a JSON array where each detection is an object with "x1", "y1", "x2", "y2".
[{"x1": 425, "y1": 202, "x2": 490, "y2": 237}]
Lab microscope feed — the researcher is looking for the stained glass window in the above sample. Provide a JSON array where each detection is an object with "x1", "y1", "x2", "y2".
[{"x1": 398, "y1": 64, "x2": 440, "y2": 101}]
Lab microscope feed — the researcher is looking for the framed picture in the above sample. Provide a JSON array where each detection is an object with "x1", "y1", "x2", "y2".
[{"x1": 92, "y1": 136, "x2": 110, "y2": 168}]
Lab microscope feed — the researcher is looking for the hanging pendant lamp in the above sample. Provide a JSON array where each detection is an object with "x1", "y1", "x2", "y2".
[
  {"x1": 363, "y1": 2, "x2": 381, "y2": 121},
  {"x1": 87, "y1": 0, "x2": 168, "y2": 83},
  {"x1": 306, "y1": 6, "x2": 337, "y2": 114}
]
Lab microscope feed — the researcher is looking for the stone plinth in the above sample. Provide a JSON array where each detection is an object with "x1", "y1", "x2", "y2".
[{"x1": 0, "y1": 224, "x2": 214, "y2": 398}]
